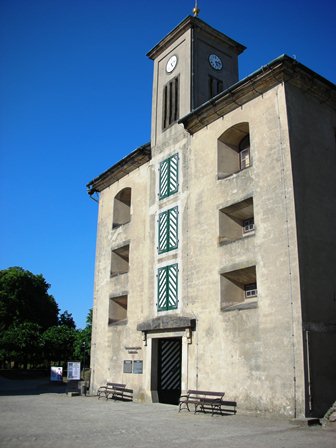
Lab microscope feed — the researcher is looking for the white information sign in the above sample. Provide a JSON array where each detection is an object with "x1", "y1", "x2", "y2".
[{"x1": 67, "y1": 361, "x2": 81, "y2": 380}]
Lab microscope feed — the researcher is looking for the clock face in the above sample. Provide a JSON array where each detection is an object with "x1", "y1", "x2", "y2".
[
  {"x1": 166, "y1": 55, "x2": 178, "y2": 73},
  {"x1": 209, "y1": 54, "x2": 223, "y2": 71}
]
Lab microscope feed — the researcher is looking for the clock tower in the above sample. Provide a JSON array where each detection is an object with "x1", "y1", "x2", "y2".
[{"x1": 147, "y1": 16, "x2": 246, "y2": 148}]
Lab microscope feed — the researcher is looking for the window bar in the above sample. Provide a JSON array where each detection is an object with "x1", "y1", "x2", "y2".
[
  {"x1": 169, "y1": 80, "x2": 173, "y2": 125},
  {"x1": 163, "y1": 85, "x2": 168, "y2": 129},
  {"x1": 174, "y1": 77, "x2": 179, "y2": 121}
]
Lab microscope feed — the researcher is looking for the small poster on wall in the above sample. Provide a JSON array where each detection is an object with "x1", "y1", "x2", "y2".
[
  {"x1": 67, "y1": 361, "x2": 81, "y2": 380},
  {"x1": 50, "y1": 366, "x2": 63, "y2": 381},
  {"x1": 133, "y1": 360, "x2": 143, "y2": 374},
  {"x1": 123, "y1": 360, "x2": 133, "y2": 374}
]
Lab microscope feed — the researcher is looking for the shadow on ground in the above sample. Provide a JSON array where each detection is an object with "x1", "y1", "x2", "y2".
[{"x1": 0, "y1": 370, "x2": 67, "y2": 396}]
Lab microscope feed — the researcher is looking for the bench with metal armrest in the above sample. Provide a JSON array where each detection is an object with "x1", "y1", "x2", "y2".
[
  {"x1": 97, "y1": 382, "x2": 126, "y2": 399},
  {"x1": 179, "y1": 389, "x2": 236, "y2": 415}
]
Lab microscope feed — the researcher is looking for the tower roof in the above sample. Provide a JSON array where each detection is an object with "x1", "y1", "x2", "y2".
[{"x1": 146, "y1": 15, "x2": 246, "y2": 60}]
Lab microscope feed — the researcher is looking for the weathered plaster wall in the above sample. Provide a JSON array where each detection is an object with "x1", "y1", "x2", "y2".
[
  {"x1": 91, "y1": 84, "x2": 308, "y2": 417},
  {"x1": 180, "y1": 83, "x2": 305, "y2": 416},
  {"x1": 90, "y1": 162, "x2": 150, "y2": 398},
  {"x1": 285, "y1": 83, "x2": 336, "y2": 416},
  {"x1": 90, "y1": 35, "x2": 336, "y2": 416}
]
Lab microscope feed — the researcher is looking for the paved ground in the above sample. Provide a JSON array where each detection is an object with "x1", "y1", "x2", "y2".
[{"x1": 0, "y1": 376, "x2": 335, "y2": 448}]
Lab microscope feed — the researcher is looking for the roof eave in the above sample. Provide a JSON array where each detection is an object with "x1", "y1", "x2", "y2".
[{"x1": 87, "y1": 143, "x2": 151, "y2": 195}]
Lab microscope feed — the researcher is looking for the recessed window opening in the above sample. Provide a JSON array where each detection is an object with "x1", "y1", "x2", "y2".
[
  {"x1": 219, "y1": 198, "x2": 254, "y2": 244},
  {"x1": 217, "y1": 122, "x2": 251, "y2": 178},
  {"x1": 113, "y1": 188, "x2": 131, "y2": 228},
  {"x1": 209, "y1": 75, "x2": 223, "y2": 99},
  {"x1": 109, "y1": 295, "x2": 128, "y2": 324},
  {"x1": 111, "y1": 244, "x2": 130, "y2": 276},
  {"x1": 163, "y1": 76, "x2": 179, "y2": 130},
  {"x1": 220, "y1": 265, "x2": 257, "y2": 310}
]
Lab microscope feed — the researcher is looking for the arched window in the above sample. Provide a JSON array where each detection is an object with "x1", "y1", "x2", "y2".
[
  {"x1": 112, "y1": 188, "x2": 131, "y2": 228},
  {"x1": 217, "y1": 122, "x2": 251, "y2": 178}
]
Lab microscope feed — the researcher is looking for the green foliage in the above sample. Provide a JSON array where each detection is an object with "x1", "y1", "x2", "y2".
[
  {"x1": 42, "y1": 325, "x2": 77, "y2": 365},
  {"x1": 73, "y1": 328, "x2": 90, "y2": 368},
  {"x1": 0, "y1": 267, "x2": 92, "y2": 370},
  {"x1": 86, "y1": 308, "x2": 92, "y2": 328},
  {"x1": 73, "y1": 309, "x2": 92, "y2": 368},
  {"x1": 0, "y1": 322, "x2": 42, "y2": 368},
  {"x1": 0, "y1": 267, "x2": 59, "y2": 331},
  {"x1": 58, "y1": 310, "x2": 76, "y2": 329}
]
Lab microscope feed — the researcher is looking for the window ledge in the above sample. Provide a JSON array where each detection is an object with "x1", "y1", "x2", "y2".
[
  {"x1": 217, "y1": 165, "x2": 252, "y2": 180},
  {"x1": 221, "y1": 301, "x2": 257, "y2": 312},
  {"x1": 108, "y1": 319, "x2": 128, "y2": 326},
  {"x1": 218, "y1": 232, "x2": 255, "y2": 246},
  {"x1": 110, "y1": 272, "x2": 129, "y2": 278},
  {"x1": 112, "y1": 221, "x2": 131, "y2": 230}
]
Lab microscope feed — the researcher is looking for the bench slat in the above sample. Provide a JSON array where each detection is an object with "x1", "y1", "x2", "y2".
[
  {"x1": 97, "y1": 382, "x2": 133, "y2": 402},
  {"x1": 97, "y1": 382, "x2": 126, "y2": 399},
  {"x1": 178, "y1": 389, "x2": 236, "y2": 416}
]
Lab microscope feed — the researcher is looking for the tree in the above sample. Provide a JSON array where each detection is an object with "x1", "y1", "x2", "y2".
[
  {"x1": 0, "y1": 322, "x2": 42, "y2": 368},
  {"x1": 0, "y1": 267, "x2": 59, "y2": 331},
  {"x1": 0, "y1": 266, "x2": 91, "y2": 371},
  {"x1": 42, "y1": 325, "x2": 77, "y2": 366},
  {"x1": 86, "y1": 308, "x2": 92, "y2": 328},
  {"x1": 73, "y1": 309, "x2": 92, "y2": 369},
  {"x1": 58, "y1": 310, "x2": 76, "y2": 329}
]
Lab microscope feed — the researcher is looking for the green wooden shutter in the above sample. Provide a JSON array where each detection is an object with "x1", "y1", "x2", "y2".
[
  {"x1": 158, "y1": 206, "x2": 178, "y2": 254},
  {"x1": 159, "y1": 158, "x2": 169, "y2": 199},
  {"x1": 168, "y1": 206, "x2": 178, "y2": 251},
  {"x1": 157, "y1": 264, "x2": 178, "y2": 311},
  {"x1": 158, "y1": 210, "x2": 169, "y2": 253},
  {"x1": 168, "y1": 154, "x2": 179, "y2": 196},
  {"x1": 159, "y1": 154, "x2": 179, "y2": 200}
]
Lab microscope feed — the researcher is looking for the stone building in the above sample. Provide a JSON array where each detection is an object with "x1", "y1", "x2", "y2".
[{"x1": 87, "y1": 15, "x2": 336, "y2": 418}]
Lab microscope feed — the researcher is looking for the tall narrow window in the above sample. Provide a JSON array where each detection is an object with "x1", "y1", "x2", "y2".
[
  {"x1": 158, "y1": 206, "x2": 178, "y2": 254},
  {"x1": 157, "y1": 264, "x2": 178, "y2": 311},
  {"x1": 209, "y1": 75, "x2": 223, "y2": 99},
  {"x1": 239, "y1": 135, "x2": 250, "y2": 170},
  {"x1": 163, "y1": 76, "x2": 179, "y2": 129},
  {"x1": 159, "y1": 153, "x2": 179, "y2": 200},
  {"x1": 113, "y1": 188, "x2": 131, "y2": 228},
  {"x1": 217, "y1": 122, "x2": 251, "y2": 178}
]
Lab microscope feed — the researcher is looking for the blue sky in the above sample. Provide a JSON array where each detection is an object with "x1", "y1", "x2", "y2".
[{"x1": 1, "y1": 0, "x2": 335, "y2": 328}]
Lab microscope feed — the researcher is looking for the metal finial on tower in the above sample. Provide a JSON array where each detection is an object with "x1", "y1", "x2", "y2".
[{"x1": 192, "y1": 0, "x2": 200, "y2": 16}]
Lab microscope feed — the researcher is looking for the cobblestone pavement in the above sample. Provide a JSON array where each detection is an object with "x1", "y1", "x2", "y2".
[{"x1": 0, "y1": 378, "x2": 335, "y2": 448}]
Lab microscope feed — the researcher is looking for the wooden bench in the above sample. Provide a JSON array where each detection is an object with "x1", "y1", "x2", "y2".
[
  {"x1": 97, "y1": 382, "x2": 126, "y2": 400},
  {"x1": 108, "y1": 387, "x2": 133, "y2": 402},
  {"x1": 179, "y1": 390, "x2": 236, "y2": 415}
]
